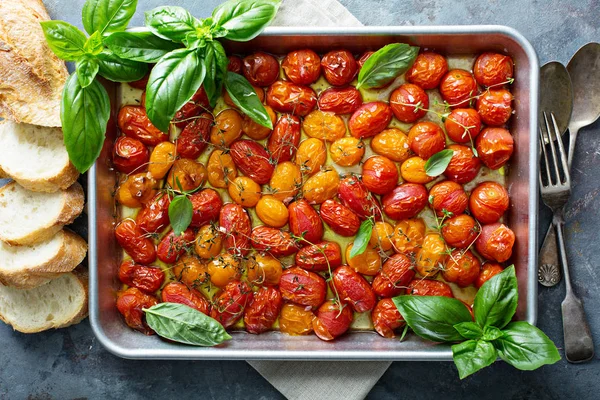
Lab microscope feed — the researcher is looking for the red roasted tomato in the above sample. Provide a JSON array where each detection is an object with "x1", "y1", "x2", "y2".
[
  {"x1": 440, "y1": 69, "x2": 478, "y2": 107},
  {"x1": 318, "y1": 86, "x2": 363, "y2": 114},
  {"x1": 118, "y1": 260, "x2": 164, "y2": 294},
  {"x1": 476, "y1": 89, "x2": 513, "y2": 126},
  {"x1": 280, "y1": 267, "x2": 327, "y2": 308},
  {"x1": 190, "y1": 189, "x2": 222, "y2": 228},
  {"x1": 266, "y1": 81, "x2": 317, "y2": 116},
  {"x1": 288, "y1": 199, "x2": 324, "y2": 245},
  {"x1": 229, "y1": 140, "x2": 275, "y2": 185},
  {"x1": 116, "y1": 287, "x2": 158, "y2": 335},
  {"x1": 161, "y1": 281, "x2": 210, "y2": 315},
  {"x1": 173, "y1": 87, "x2": 210, "y2": 128},
  {"x1": 476, "y1": 223, "x2": 515, "y2": 263},
  {"x1": 331, "y1": 265, "x2": 377, "y2": 313},
  {"x1": 372, "y1": 298, "x2": 406, "y2": 339},
  {"x1": 112, "y1": 137, "x2": 149, "y2": 174},
  {"x1": 115, "y1": 219, "x2": 156, "y2": 264},
  {"x1": 251, "y1": 226, "x2": 300, "y2": 257},
  {"x1": 389, "y1": 83, "x2": 429, "y2": 122},
  {"x1": 382, "y1": 183, "x2": 428, "y2": 221},
  {"x1": 441, "y1": 214, "x2": 479, "y2": 249},
  {"x1": 473, "y1": 52, "x2": 514, "y2": 87},
  {"x1": 321, "y1": 49, "x2": 358, "y2": 86},
  {"x1": 428, "y1": 180, "x2": 468, "y2": 217},
  {"x1": 268, "y1": 114, "x2": 301, "y2": 163},
  {"x1": 219, "y1": 203, "x2": 252, "y2": 256},
  {"x1": 349, "y1": 102, "x2": 393, "y2": 139},
  {"x1": 157, "y1": 229, "x2": 195, "y2": 264},
  {"x1": 319, "y1": 199, "x2": 361, "y2": 236},
  {"x1": 469, "y1": 181, "x2": 510, "y2": 224},
  {"x1": 361, "y1": 155, "x2": 399, "y2": 195},
  {"x1": 176, "y1": 112, "x2": 213, "y2": 159},
  {"x1": 407, "y1": 279, "x2": 454, "y2": 297},
  {"x1": 282, "y1": 49, "x2": 321, "y2": 85},
  {"x1": 444, "y1": 108, "x2": 482, "y2": 143},
  {"x1": 338, "y1": 176, "x2": 382, "y2": 220},
  {"x1": 475, "y1": 262, "x2": 504, "y2": 288},
  {"x1": 118, "y1": 105, "x2": 168, "y2": 146},
  {"x1": 406, "y1": 52, "x2": 449, "y2": 89},
  {"x1": 295, "y1": 241, "x2": 342, "y2": 272},
  {"x1": 211, "y1": 281, "x2": 253, "y2": 328},
  {"x1": 444, "y1": 144, "x2": 481, "y2": 184},
  {"x1": 227, "y1": 55, "x2": 243, "y2": 73},
  {"x1": 244, "y1": 286, "x2": 283, "y2": 334},
  {"x1": 442, "y1": 250, "x2": 481, "y2": 287},
  {"x1": 312, "y1": 300, "x2": 354, "y2": 341},
  {"x1": 476, "y1": 127, "x2": 514, "y2": 170},
  {"x1": 243, "y1": 52, "x2": 280, "y2": 87},
  {"x1": 407, "y1": 121, "x2": 446, "y2": 160},
  {"x1": 372, "y1": 253, "x2": 415, "y2": 297},
  {"x1": 136, "y1": 193, "x2": 170, "y2": 234}
]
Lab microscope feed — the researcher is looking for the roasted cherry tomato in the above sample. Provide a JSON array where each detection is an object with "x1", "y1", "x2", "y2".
[
  {"x1": 243, "y1": 52, "x2": 280, "y2": 87},
  {"x1": 443, "y1": 249, "x2": 481, "y2": 287},
  {"x1": 173, "y1": 87, "x2": 210, "y2": 128},
  {"x1": 118, "y1": 260, "x2": 164, "y2": 294},
  {"x1": 318, "y1": 86, "x2": 363, "y2": 114},
  {"x1": 361, "y1": 156, "x2": 399, "y2": 195},
  {"x1": 288, "y1": 199, "x2": 324, "y2": 244},
  {"x1": 148, "y1": 142, "x2": 176, "y2": 180},
  {"x1": 440, "y1": 69, "x2": 478, "y2": 107},
  {"x1": 268, "y1": 114, "x2": 301, "y2": 163},
  {"x1": 190, "y1": 188, "x2": 222, "y2": 228},
  {"x1": 391, "y1": 218, "x2": 426, "y2": 254},
  {"x1": 444, "y1": 108, "x2": 482, "y2": 143},
  {"x1": 256, "y1": 196, "x2": 289, "y2": 228},
  {"x1": 227, "y1": 55, "x2": 243, "y2": 73},
  {"x1": 476, "y1": 223, "x2": 515, "y2": 262},
  {"x1": 330, "y1": 137, "x2": 365, "y2": 167},
  {"x1": 279, "y1": 303, "x2": 315, "y2": 336},
  {"x1": 372, "y1": 298, "x2": 406, "y2": 338},
  {"x1": 244, "y1": 286, "x2": 283, "y2": 334},
  {"x1": 173, "y1": 255, "x2": 209, "y2": 287},
  {"x1": 219, "y1": 203, "x2": 252, "y2": 256},
  {"x1": 470, "y1": 181, "x2": 509, "y2": 224},
  {"x1": 389, "y1": 83, "x2": 429, "y2": 122},
  {"x1": 270, "y1": 162, "x2": 305, "y2": 202},
  {"x1": 372, "y1": 253, "x2": 415, "y2": 297},
  {"x1": 295, "y1": 241, "x2": 342, "y2": 272},
  {"x1": 229, "y1": 140, "x2": 275, "y2": 185},
  {"x1": 319, "y1": 199, "x2": 361, "y2": 237},
  {"x1": 371, "y1": 128, "x2": 411, "y2": 163},
  {"x1": 302, "y1": 168, "x2": 340, "y2": 204},
  {"x1": 207, "y1": 253, "x2": 241, "y2": 287},
  {"x1": 128, "y1": 74, "x2": 149, "y2": 90},
  {"x1": 115, "y1": 219, "x2": 156, "y2": 264},
  {"x1": 251, "y1": 226, "x2": 300, "y2": 257},
  {"x1": 280, "y1": 267, "x2": 326, "y2": 308},
  {"x1": 407, "y1": 279, "x2": 454, "y2": 298},
  {"x1": 210, "y1": 109, "x2": 243, "y2": 147},
  {"x1": 429, "y1": 180, "x2": 468, "y2": 217},
  {"x1": 282, "y1": 49, "x2": 321, "y2": 85},
  {"x1": 338, "y1": 176, "x2": 382, "y2": 220},
  {"x1": 295, "y1": 138, "x2": 327, "y2": 175},
  {"x1": 473, "y1": 52, "x2": 514, "y2": 87},
  {"x1": 246, "y1": 253, "x2": 283, "y2": 286},
  {"x1": 207, "y1": 149, "x2": 237, "y2": 188},
  {"x1": 211, "y1": 281, "x2": 253, "y2": 328},
  {"x1": 369, "y1": 221, "x2": 394, "y2": 251},
  {"x1": 349, "y1": 102, "x2": 393, "y2": 139},
  {"x1": 476, "y1": 89, "x2": 513, "y2": 126},
  {"x1": 228, "y1": 176, "x2": 262, "y2": 208},
  {"x1": 242, "y1": 105, "x2": 276, "y2": 140},
  {"x1": 406, "y1": 52, "x2": 448, "y2": 89},
  {"x1": 113, "y1": 137, "x2": 149, "y2": 174},
  {"x1": 266, "y1": 81, "x2": 317, "y2": 116},
  {"x1": 136, "y1": 193, "x2": 170, "y2": 234},
  {"x1": 321, "y1": 49, "x2": 358, "y2": 86},
  {"x1": 161, "y1": 281, "x2": 210, "y2": 315},
  {"x1": 346, "y1": 243, "x2": 382, "y2": 276},
  {"x1": 157, "y1": 229, "x2": 194, "y2": 264},
  {"x1": 444, "y1": 144, "x2": 481, "y2": 184},
  {"x1": 115, "y1": 173, "x2": 157, "y2": 208},
  {"x1": 382, "y1": 183, "x2": 428, "y2": 221},
  {"x1": 313, "y1": 300, "x2": 354, "y2": 341},
  {"x1": 166, "y1": 158, "x2": 207, "y2": 192},
  {"x1": 415, "y1": 233, "x2": 446, "y2": 278},
  {"x1": 441, "y1": 214, "x2": 479, "y2": 249},
  {"x1": 116, "y1": 287, "x2": 157, "y2": 335},
  {"x1": 475, "y1": 262, "x2": 504, "y2": 288},
  {"x1": 408, "y1": 121, "x2": 446, "y2": 160},
  {"x1": 302, "y1": 110, "x2": 346, "y2": 142},
  {"x1": 476, "y1": 127, "x2": 514, "y2": 170},
  {"x1": 118, "y1": 105, "x2": 168, "y2": 146},
  {"x1": 331, "y1": 265, "x2": 377, "y2": 313},
  {"x1": 176, "y1": 112, "x2": 213, "y2": 159},
  {"x1": 400, "y1": 157, "x2": 433, "y2": 184}
]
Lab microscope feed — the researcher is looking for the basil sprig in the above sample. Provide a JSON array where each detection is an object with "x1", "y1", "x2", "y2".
[
  {"x1": 394, "y1": 266, "x2": 560, "y2": 379},
  {"x1": 424, "y1": 149, "x2": 454, "y2": 177},
  {"x1": 356, "y1": 43, "x2": 419, "y2": 89},
  {"x1": 349, "y1": 218, "x2": 374, "y2": 258}
]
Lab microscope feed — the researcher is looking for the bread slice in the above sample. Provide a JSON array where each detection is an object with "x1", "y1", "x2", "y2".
[
  {"x1": 0, "y1": 229, "x2": 87, "y2": 288},
  {"x1": 0, "y1": 268, "x2": 88, "y2": 333},
  {"x1": 0, "y1": 0, "x2": 68, "y2": 127},
  {"x1": 0, "y1": 121, "x2": 79, "y2": 192},
  {"x1": 0, "y1": 182, "x2": 84, "y2": 245}
]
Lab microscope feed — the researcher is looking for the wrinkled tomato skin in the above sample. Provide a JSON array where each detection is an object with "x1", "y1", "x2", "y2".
[
  {"x1": 391, "y1": 218, "x2": 426, "y2": 254},
  {"x1": 136, "y1": 193, "x2": 170, "y2": 234},
  {"x1": 445, "y1": 108, "x2": 482, "y2": 143},
  {"x1": 173, "y1": 87, "x2": 210, "y2": 128},
  {"x1": 349, "y1": 102, "x2": 393, "y2": 139},
  {"x1": 279, "y1": 267, "x2": 327, "y2": 308},
  {"x1": 176, "y1": 113, "x2": 213, "y2": 159},
  {"x1": 361, "y1": 156, "x2": 399, "y2": 195},
  {"x1": 243, "y1": 52, "x2": 280, "y2": 87},
  {"x1": 266, "y1": 81, "x2": 317, "y2": 116},
  {"x1": 331, "y1": 265, "x2": 377, "y2": 313},
  {"x1": 268, "y1": 115, "x2": 301, "y2": 163},
  {"x1": 116, "y1": 287, "x2": 158, "y2": 335},
  {"x1": 227, "y1": 55, "x2": 243, "y2": 73},
  {"x1": 113, "y1": 137, "x2": 149, "y2": 174},
  {"x1": 295, "y1": 241, "x2": 342, "y2": 271},
  {"x1": 443, "y1": 250, "x2": 481, "y2": 287},
  {"x1": 157, "y1": 229, "x2": 195, "y2": 264},
  {"x1": 211, "y1": 281, "x2": 253, "y2": 328},
  {"x1": 389, "y1": 83, "x2": 429, "y2": 122},
  {"x1": 382, "y1": 183, "x2": 428, "y2": 221},
  {"x1": 444, "y1": 144, "x2": 481, "y2": 184},
  {"x1": 313, "y1": 300, "x2": 354, "y2": 341},
  {"x1": 470, "y1": 181, "x2": 510, "y2": 224},
  {"x1": 229, "y1": 140, "x2": 275, "y2": 185},
  {"x1": 428, "y1": 180, "x2": 468, "y2": 217},
  {"x1": 115, "y1": 219, "x2": 156, "y2": 264},
  {"x1": 279, "y1": 303, "x2": 315, "y2": 336},
  {"x1": 319, "y1": 199, "x2": 361, "y2": 237},
  {"x1": 161, "y1": 281, "x2": 210, "y2": 315},
  {"x1": 476, "y1": 89, "x2": 513, "y2": 126},
  {"x1": 441, "y1": 214, "x2": 479, "y2": 249},
  {"x1": 118, "y1": 260, "x2": 164, "y2": 294},
  {"x1": 189, "y1": 189, "x2": 222, "y2": 228},
  {"x1": 356, "y1": 51, "x2": 373, "y2": 69},
  {"x1": 372, "y1": 298, "x2": 405, "y2": 338},
  {"x1": 476, "y1": 127, "x2": 514, "y2": 170},
  {"x1": 118, "y1": 105, "x2": 168, "y2": 146},
  {"x1": 476, "y1": 223, "x2": 515, "y2": 263},
  {"x1": 372, "y1": 253, "x2": 415, "y2": 298},
  {"x1": 318, "y1": 87, "x2": 363, "y2": 114},
  {"x1": 338, "y1": 176, "x2": 382, "y2": 220},
  {"x1": 251, "y1": 226, "x2": 300, "y2": 257},
  {"x1": 400, "y1": 156, "x2": 433, "y2": 184},
  {"x1": 219, "y1": 203, "x2": 252, "y2": 256},
  {"x1": 475, "y1": 263, "x2": 504, "y2": 288},
  {"x1": 244, "y1": 286, "x2": 283, "y2": 334},
  {"x1": 406, "y1": 52, "x2": 449, "y2": 89},
  {"x1": 321, "y1": 50, "x2": 358, "y2": 86},
  {"x1": 282, "y1": 49, "x2": 321, "y2": 85},
  {"x1": 407, "y1": 279, "x2": 454, "y2": 297},
  {"x1": 408, "y1": 121, "x2": 446, "y2": 160},
  {"x1": 440, "y1": 69, "x2": 478, "y2": 107},
  {"x1": 288, "y1": 199, "x2": 324, "y2": 245},
  {"x1": 473, "y1": 53, "x2": 514, "y2": 87}
]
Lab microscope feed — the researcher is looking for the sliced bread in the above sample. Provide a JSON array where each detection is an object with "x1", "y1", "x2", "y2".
[
  {"x1": 0, "y1": 229, "x2": 87, "y2": 289},
  {"x1": 0, "y1": 268, "x2": 88, "y2": 333},
  {"x1": 0, "y1": 121, "x2": 79, "y2": 192},
  {"x1": 0, "y1": 181, "x2": 84, "y2": 245}
]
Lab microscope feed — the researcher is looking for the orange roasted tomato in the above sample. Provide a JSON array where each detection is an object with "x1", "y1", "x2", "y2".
[
  {"x1": 295, "y1": 138, "x2": 327, "y2": 175},
  {"x1": 118, "y1": 105, "x2": 168, "y2": 146},
  {"x1": 338, "y1": 176, "x2": 382, "y2": 220},
  {"x1": 330, "y1": 137, "x2": 365, "y2": 167},
  {"x1": 166, "y1": 159, "x2": 207, "y2": 192},
  {"x1": 476, "y1": 89, "x2": 513, "y2": 126},
  {"x1": 349, "y1": 102, "x2": 393, "y2": 139},
  {"x1": 255, "y1": 195, "x2": 289, "y2": 228},
  {"x1": 210, "y1": 109, "x2": 243, "y2": 147},
  {"x1": 415, "y1": 233, "x2": 446, "y2": 278},
  {"x1": 382, "y1": 183, "x2": 428, "y2": 221},
  {"x1": 361, "y1": 155, "x2": 399, "y2": 195},
  {"x1": 391, "y1": 218, "x2": 426, "y2": 254},
  {"x1": 444, "y1": 108, "x2": 482, "y2": 143},
  {"x1": 116, "y1": 173, "x2": 157, "y2": 208},
  {"x1": 136, "y1": 193, "x2": 170, "y2": 234},
  {"x1": 207, "y1": 149, "x2": 237, "y2": 188},
  {"x1": 389, "y1": 83, "x2": 429, "y2": 122},
  {"x1": 440, "y1": 69, "x2": 478, "y2": 107},
  {"x1": 288, "y1": 199, "x2": 324, "y2": 244},
  {"x1": 243, "y1": 52, "x2": 280, "y2": 87},
  {"x1": 476, "y1": 223, "x2": 515, "y2": 263},
  {"x1": 244, "y1": 286, "x2": 283, "y2": 334},
  {"x1": 246, "y1": 253, "x2": 283, "y2": 286},
  {"x1": 229, "y1": 140, "x2": 274, "y2": 185},
  {"x1": 400, "y1": 157, "x2": 433, "y2": 184},
  {"x1": 118, "y1": 260, "x2": 164, "y2": 294},
  {"x1": 371, "y1": 128, "x2": 411, "y2": 163},
  {"x1": 189, "y1": 188, "x2": 222, "y2": 228},
  {"x1": 331, "y1": 265, "x2": 377, "y2": 313},
  {"x1": 302, "y1": 110, "x2": 346, "y2": 142},
  {"x1": 219, "y1": 203, "x2": 252, "y2": 256},
  {"x1": 242, "y1": 105, "x2": 276, "y2": 140},
  {"x1": 112, "y1": 137, "x2": 149, "y2": 174},
  {"x1": 473, "y1": 52, "x2": 514, "y2": 87},
  {"x1": 176, "y1": 112, "x2": 213, "y2": 159},
  {"x1": 444, "y1": 144, "x2": 481, "y2": 184},
  {"x1": 441, "y1": 214, "x2": 479, "y2": 249},
  {"x1": 227, "y1": 55, "x2": 243, "y2": 73},
  {"x1": 407, "y1": 279, "x2": 454, "y2": 297},
  {"x1": 269, "y1": 161, "x2": 302, "y2": 202},
  {"x1": 372, "y1": 298, "x2": 406, "y2": 339},
  {"x1": 207, "y1": 253, "x2": 242, "y2": 288},
  {"x1": 279, "y1": 267, "x2": 327, "y2": 308},
  {"x1": 115, "y1": 219, "x2": 156, "y2": 264},
  {"x1": 282, "y1": 49, "x2": 321, "y2": 85},
  {"x1": 475, "y1": 262, "x2": 504, "y2": 288},
  {"x1": 319, "y1": 199, "x2": 361, "y2": 237},
  {"x1": 408, "y1": 121, "x2": 446, "y2": 160},
  {"x1": 318, "y1": 86, "x2": 363, "y2": 114},
  {"x1": 443, "y1": 249, "x2": 481, "y2": 287},
  {"x1": 268, "y1": 114, "x2": 301, "y2": 163},
  {"x1": 228, "y1": 176, "x2": 262, "y2": 207},
  {"x1": 295, "y1": 241, "x2": 342, "y2": 272},
  {"x1": 211, "y1": 281, "x2": 253, "y2": 328},
  {"x1": 345, "y1": 243, "x2": 382, "y2": 276},
  {"x1": 148, "y1": 142, "x2": 176, "y2": 180},
  {"x1": 116, "y1": 287, "x2": 158, "y2": 335},
  {"x1": 321, "y1": 49, "x2": 358, "y2": 86},
  {"x1": 157, "y1": 228, "x2": 195, "y2": 264},
  {"x1": 161, "y1": 281, "x2": 210, "y2": 315},
  {"x1": 428, "y1": 180, "x2": 468, "y2": 217},
  {"x1": 476, "y1": 127, "x2": 514, "y2": 170},
  {"x1": 266, "y1": 80, "x2": 317, "y2": 116},
  {"x1": 251, "y1": 226, "x2": 300, "y2": 257},
  {"x1": 406, "y1": 52, "x2": 449, "y2": 89},
  {"x1": 313, "y1": 300, "x2": 354, "y2": 341},
  {"x1": 173, "y1": 255, "x2": 209, "y2": 287},
  {"x1": 369, "y1": 221, "x2": 394, "y2": 251},
  {"x1": 469, "y1": 181, "x2": 509, "y2": 224},
  {"x1": 279, "y1": 303, "x2": 315, "y2": 336},
  {"x1": 372, "y1": 253, "x2": 415, "y2": 298}
]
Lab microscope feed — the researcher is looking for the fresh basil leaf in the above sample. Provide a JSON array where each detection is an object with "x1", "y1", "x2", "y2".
[
  {"x1": 84, "y1": 31, "x2": 104, "y2": 55},
  {"x1": 212, "y1": 0, "x2": 281, "y2": 42},
  {"x1": 425, "y1": 149, "x2": 454, "y2": 177},
  {"x1": 82, "y1": 0, "x2": 138, "y2": 35},
  {"x1": 145, "y1": 6, "x2": 198, "y2": 43},
  {"x1": 454, "y1": 321, "x2": 483, "y2": 340},
  {"x1": 169, "y1": 195, "x2": 193, "y2": 236},
  {"x1": 452, "y1": 340, "x2": 497, "y2": 379},
  {"x1": 146, "y1": 48, "x2": 205, "y2": 132},
  {"x1": 61, "y1": 73, "x2": 110, "y2": 173},
  {"x1": 349, "y1": 219, "x2": 374, "y2": 258},
  {"x1": 76, "y1": 56, "x2": 99, "y2": 88},
  {"x1": 105, "y1": 30, "x2": 181, "y2": 63},
  {"x1": 473, "y1": 265, "x2": 518, "y2": 329},
  {"x1": 494, "y1": 321, "x2": 561, "y2": 370},
  {"x1": 356, "y1": 43, "x2": 419, "y2": 89},
  {"x1": 144, "y1": 303, "x2": 232, "y2": 346},
  {"x1": 97, "y1": 51, "x2": 148, "y2": 82},
  {"x1": 40, "y1": 21, "x2": 87, "y2": 61},
  {"x1": 203, "y1": 41, "x2": 228, "y2": 107},
  {"x1": 482, "y1": 326, "x2": 503, "y2": 341},
  {"x1": 224, "y1": 71, "x2": 272, "y2": 129},
  {"x1": 393, "y1": 295, "x2": 472, "y2": 342}
]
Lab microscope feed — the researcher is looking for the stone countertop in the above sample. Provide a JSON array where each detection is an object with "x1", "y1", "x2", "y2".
[{"x1": 1, "y1": 0, "x2": 599, "y2": 399}]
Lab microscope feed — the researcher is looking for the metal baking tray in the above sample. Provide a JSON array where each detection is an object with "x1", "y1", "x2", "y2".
[{"x1": 89, "y1": 25, "x2": 539, "y2": 360}]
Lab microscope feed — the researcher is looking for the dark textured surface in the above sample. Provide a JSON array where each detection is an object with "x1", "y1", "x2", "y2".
[{"x1": 2, "y1": 0, "x2": 599, "y2": 399}]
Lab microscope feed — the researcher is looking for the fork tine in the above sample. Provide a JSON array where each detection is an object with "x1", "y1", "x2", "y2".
[
  {"x1": 544, "y1": 111, "x2": 561, "y2": 185},
  {"x1": 539, "y1": 127, "x2": 552, "y2": 186},
  {"x1": 551, "y1": 112, "x2": 570, "y2": 183}
]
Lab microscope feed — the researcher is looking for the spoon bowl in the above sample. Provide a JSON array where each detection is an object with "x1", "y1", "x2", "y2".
[{"x1": 540, "y1": 62, "x2": 573, "y2": 139}]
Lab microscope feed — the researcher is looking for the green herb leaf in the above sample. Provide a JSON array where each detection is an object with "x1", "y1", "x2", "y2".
[
  {"x1": 40, "y1": 21, "x2": 87, "y2": 61},
  {"x1": 146, "y1": 48, "x2": 205, "y2": 132},
  {"x1": 144, "y1": 303, "x2": 232, "y2": 346},
  {"x1": 393, "y1": 295, "x2": 472, "y2": 342},
  {"x1": 97, "y1": 51, "x2": 148, "y2": 82},
  {"x1": 212, "y1": 0, "x2": 281, "y2": 42},
  {"x1": 473, "y1": 265, "x2": 518, "y2": 329},
  {"x1": 82, "y1": 0, "x2": 138, "y2": 35},
  {"x1": 482, "y1": 326, "x2": 503, "y2": 341},
  {"x1": 425, "y1": 149, "x2": 454, "y2": 177},
  {"x1": 76, "y1": 56, "x2": 100, "y2": 88},
  {"x1": 104, "y1": 30, "x2": 182, "y2": 63},
  {"x1": 61, "y1": 73, "x2": 110, "y2": 173},
  {"x1": 145, "y1": 6, "x2": 198, "y2": 43},
  {"x1": 349, "y1": 218, "x2": 374, "y2": 258},
  {"x1": 494, "y1": 321, "x2": 561, "y2": 370},
  {"x1": 452, "y1": 340, "x2": 497, "y2": 379},
  {"x1": 169, "y1": 195, "x2": 193, "y2": 236},
  {"x1": 84, "y1": 31, "x2": 104, "y2": 55},
  {"x1": 224, "y1": 71, "x2": 272, "y2": 129},
  {"x1": 454, "y1": 321, "x2": 483, "y2": 340},
  {"x1": 203, "y1": 41, "x2": 229, "y2": 108},
  {"x1": 356, "y1": 43, "x2": 419, "y2": 89}
]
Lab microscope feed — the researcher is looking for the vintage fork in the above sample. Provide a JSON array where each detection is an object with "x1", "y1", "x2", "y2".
[{"x1": 539, "y1": 111, "x2": 594, "y2": 363}]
